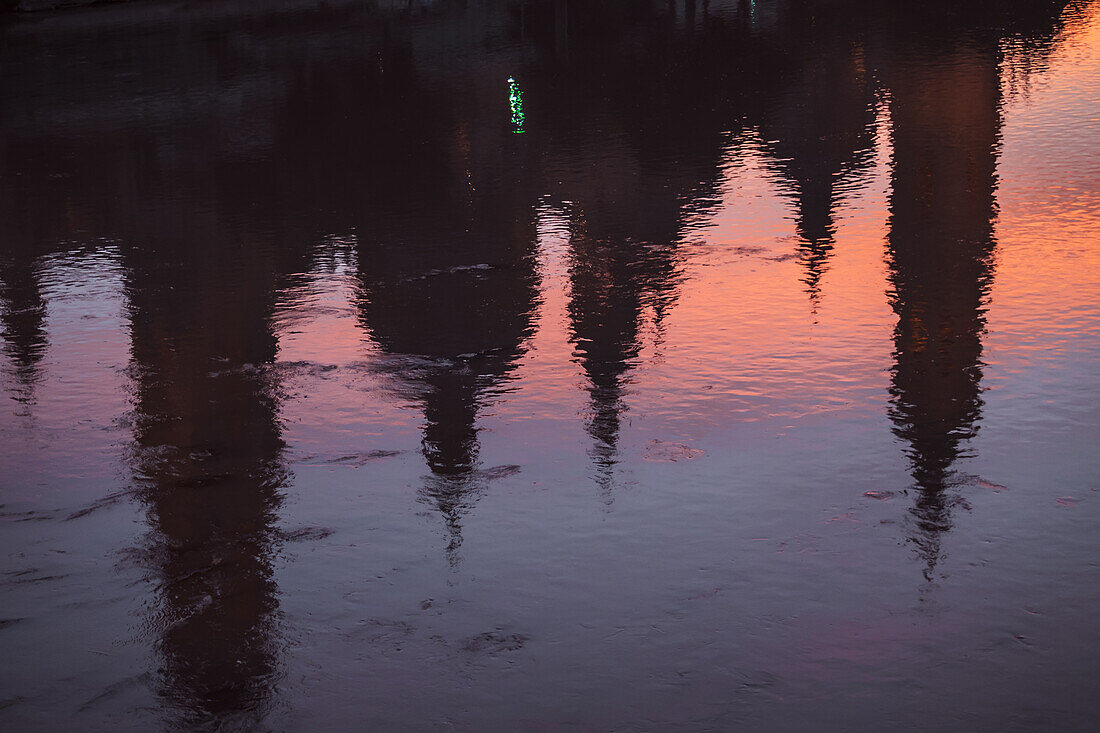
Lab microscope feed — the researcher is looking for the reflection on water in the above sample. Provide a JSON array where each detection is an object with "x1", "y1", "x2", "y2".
[
  {"x1": 1, "y1": 0, "x2": 1098, "y2": 728},
  {"x1": 0, "y1": 242, "x2": 47, "y2": 407},
  {"x1": 566, "y1": 207, "x2": 683, "y2": 495},
  {"x1": 123, "y1": 225, "x2": 302, "y2": 724},
  {"x1": 755, "y1": 4, "x2": 878, "y2": 308},
  {"x1": 883, "y1": 35, "x2": 1002, "y2": 579},
  {"x1": 352, "y1": 63, "x2": 540, "y2": 556}
]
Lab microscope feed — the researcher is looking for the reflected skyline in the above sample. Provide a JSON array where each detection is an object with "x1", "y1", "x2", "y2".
[
  {"x1": 1, "y1": 0, "x2": 1096, "y2": 728},
  {"x1": 0, "y1": 0, "x2": 1081, "y2": 557}
]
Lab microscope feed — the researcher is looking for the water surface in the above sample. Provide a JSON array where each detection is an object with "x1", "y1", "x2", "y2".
[{"x1": 1, "y1": 0, "x2": 1099, "y2": 729}]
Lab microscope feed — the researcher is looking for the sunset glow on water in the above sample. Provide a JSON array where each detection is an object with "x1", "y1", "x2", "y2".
[{"x1": 2, "y1": 1, "x2": 1098, "y2": 729}]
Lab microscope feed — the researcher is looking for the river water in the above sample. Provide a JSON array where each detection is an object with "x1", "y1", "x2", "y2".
[{"x1": 1, "y1": 1, "x2": 1098, "y2": 730}]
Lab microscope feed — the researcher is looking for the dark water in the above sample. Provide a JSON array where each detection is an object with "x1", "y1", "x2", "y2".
[{"x1": 2, "y1": 0, "x2": 1099, "y2": 729}]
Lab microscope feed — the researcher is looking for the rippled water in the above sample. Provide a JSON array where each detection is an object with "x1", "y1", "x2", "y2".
[{"x1": 2, "y1": 0, "x2": 1099, "y2": 729}]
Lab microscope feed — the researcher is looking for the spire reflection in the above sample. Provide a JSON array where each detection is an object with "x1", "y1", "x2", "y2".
[
  {"x1": 884, "y1": 45, "x2": 999, "y2": 577},
  {"x1": 123, "y1": 233, "x2": 295, "y2": 726},
  {"x1": 565, "y1": 216, "x2": 681, "y2": 495},
  {"x1": 529, "y1": 3, "x2": 737, "y2": 491},
  {"x1": 757, "y1": 8, "x2": 877, "y2": 307},
  {"x1": 349, "y1": 36, "x2": 539, "y2": 560},
  {"x1": 874, "y1": 0, "x2": 1073, "y2": 578}
]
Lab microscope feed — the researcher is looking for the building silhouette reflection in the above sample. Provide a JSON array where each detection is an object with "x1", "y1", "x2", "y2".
[
  {"x1": 124, "y1": 237, "x2": 290, "y2": 725},
  {"x1": 528, "y1": 1, "x2": 739, "y2": 491},
  {"x1": 116, "y1": 167, "x2": 314, "y2": 723},
  {"x1": 0, "y1": 5, "x2": 1087, "y2": 727},
  {"x1": 531, "y1": 0, "x2": 1078, "y2": 554},
  {"x1": 0, "y1": 10, "x2": 325, "y2": 721},
  {"x1": 346, "y1": 28, "x2": 540, "y2": 559},
  {"x1": 0, "y1": 121, "x2": 106, "y2": 406},
  {"x1": 564, "y1": 213, "x2": 682, "y2": 494},
  {"x1": 873, "y1": 0, "x2": 1072, "y2": 577},
  {"x1": 883, "y1": 46, "x2": 999, "y2": 578},
  {"x1": 756, "y1": 3, "x2": 878, "y2": 307}
]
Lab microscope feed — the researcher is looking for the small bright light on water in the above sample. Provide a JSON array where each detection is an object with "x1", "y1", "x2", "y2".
[{"x1": 508, "y1": 76, "x2": 526, "y2": 134}]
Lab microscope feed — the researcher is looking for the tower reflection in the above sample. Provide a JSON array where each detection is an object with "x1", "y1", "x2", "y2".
[
  {"x1": 530, "y1": 2, "x2": 734, "y2": 491},
  {"x1": 563, "y1": 201, "x2": 683, "y2": 494},
  {"x1": 68, "y1": 21, "x2": 321, "y2": 720},
  {"x1": 883, "y1": 44, "x2": 999, "y2": 577},
  {"x1": 875, "y1": 0, "x2": 1072, "y2": 577},
  {"x1": 756, "y1": 3, "x2": 877, "y2": 307},
  {"x1": 124, "y1": 228, "x2": 301, "y2": 724},
  {"x1": 349, "y1": 32, "x2": 540, "y2": 559}
]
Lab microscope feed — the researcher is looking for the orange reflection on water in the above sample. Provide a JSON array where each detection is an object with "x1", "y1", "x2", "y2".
[
  {"x1": 631, "y1": 138, "x2": 896, "y2": 438},
  {"x1": 2, "y1": 2, "x2": 1100, "y2": 728}
]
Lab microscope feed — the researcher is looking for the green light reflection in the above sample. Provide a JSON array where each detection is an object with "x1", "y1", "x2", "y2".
[{"x1": 508, "y1": 76, "x2": 526, "y2": 134}]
